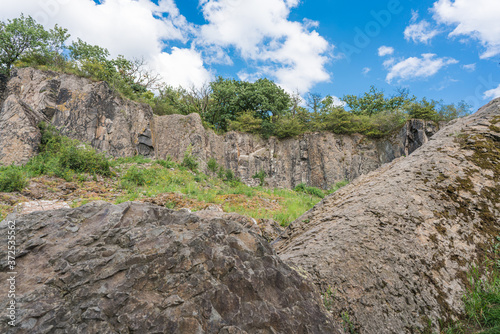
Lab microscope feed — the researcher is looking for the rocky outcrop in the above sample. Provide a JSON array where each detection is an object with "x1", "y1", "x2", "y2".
[
  {"x1": 276, "y1": 98, "x2": 500, "y2": 333},
  {"x1": 0, "y1": 67, "x2": 441, "y2": 189},
  {"x1": 0, "y1": 67, "x2": 154, "y2": 165},
  {"x1": 154, "y1": 113, "x2": 442, "y2": 189},
  {"x1": 0, "y1": 201, "x2": 340, "y2": 333}
]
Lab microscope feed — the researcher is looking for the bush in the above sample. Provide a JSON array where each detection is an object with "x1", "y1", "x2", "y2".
[
  {"x1": 294, "y1": 183, "x2": 325, "y2": 198},
  {"x1": 59, "y1": 144, "x2": 111, "y2": 176},
  {"x1": 0, "y1": 166, "x2": 28, "y2": 192},
  {"x1": 252, "y1": 170, "x2": 266, "y2": 186},
  {"x1": 155, "y1": 156, "x2": 176, "y2": 168},
  {"x1": 182, "y1": 146, "x2": 198, "y2": 171},
  {"x1": 122, "y1": 166, "x2": 147, "y2": 186},
  {"x1": 207, "y1": 157, "x2": 219, "y2": 173}
]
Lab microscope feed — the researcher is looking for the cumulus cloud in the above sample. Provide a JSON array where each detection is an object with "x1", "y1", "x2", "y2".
[
  {"x1": 404, "y1": 10, "x2": 439, "y2": 44},
  {"x1": 378, "y1": 46, "x2": 394, "y2": 57},
  {"x1": 484, "y1": 84, "x2": 500, "y2": 100},
  {"x1": 0, "y1": 0, "x2": 212, "y2": 87},
  {"x1": 385, "y1": 53, "x2": 458, "y2": 83},
  {"x1": 432, "y1": 0, "x2": 500, "y2": 58},
  {"x1": 1, "y1": 0, "x2": 331, "y2": 92},
  {"x1": 198, "y1": 0, "x2": 331, "y2": 93},
  {"x1": 462, "y1": 63, "x2": 476, "y2": 72}
]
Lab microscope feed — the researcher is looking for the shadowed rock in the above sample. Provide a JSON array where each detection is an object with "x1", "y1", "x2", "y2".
[
  {"x1": 0, "y1": 202, "x2": 340, "y2": 334},
  {"x1": 276, "y1": 98, "x2": 500, "y2": 333}
]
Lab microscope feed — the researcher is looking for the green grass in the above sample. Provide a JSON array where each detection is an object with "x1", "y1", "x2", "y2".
[{"x1": 463, "y1": 237, "x2": 500, "y2": 333}]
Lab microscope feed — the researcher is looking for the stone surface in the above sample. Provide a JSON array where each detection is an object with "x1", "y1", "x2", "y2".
[
  {"x1": 0, "y1": 201, "x2": 340, "y2": 334},
  {"x1": 153, "y1": 112, "x2": 442, "y2": 189},
  {"x1": 276, "y1": 98, "x2": 500, "y2": 333},
  {"x1": 0, "y1": 67, "x2": 154, "y2": 165}
]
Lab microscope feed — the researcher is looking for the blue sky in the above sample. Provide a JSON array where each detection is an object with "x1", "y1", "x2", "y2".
[{"x1": 1, "y1": 0, "x2": 500, "y2": 110}]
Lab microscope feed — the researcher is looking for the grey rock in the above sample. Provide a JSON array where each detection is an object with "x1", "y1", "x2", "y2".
[
  {"x1": 0, "y1": 201, "x2": 340, "y2": 334},
  {"x1": 276, "y1": 98, "x2": 500, "y2": 333},
  {"x1": 0, "y1": 67, "x2": 154, "y2": 165}
]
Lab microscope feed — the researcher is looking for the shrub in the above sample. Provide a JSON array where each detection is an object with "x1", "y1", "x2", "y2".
[
  {"x1": 207, "y1": 157, "x2": 219, "y2": 173},
  {"x1": 0, "y1": 166, "x2": 28, "y2": 192},
  {"x1": 252, "y1": 170, "x2": 267, "y2": 186},
  {"x1": 59, "y1": 144, "x2": 111, "y2": 176},
  {"x1": 182, "y1": 146, "x2": 198, "y2": 171},
  {"x1": 328, "y1": 180, "x2": 349, "y2": 194},
  {"x1": 122, "y1": 166, "x2": 147, "y2": 186},
  {"x1": 155, "y1": 156, "x2": 176, "y2": 168},
  {"x1": 294, "y1": 183, "x2": 325, "y2": 198}
]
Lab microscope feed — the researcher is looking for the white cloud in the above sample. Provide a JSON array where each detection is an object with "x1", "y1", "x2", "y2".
[
  {"x1": 362, "y1": 67, "x2": 371, "y2": 75},
  {"x1": 433, "y1": 0, "x2": 500, "y2": 58},
  {"x1": 462, "y1": 63, "x2": 476, "y2": 72},
  {"x1": 404, "y1": 21, "x2": 440, "y2": 44},
  {"x1": 385, "y1": 53, "x2": 458, "y2": 83},
  {"x1": 0, "y1": 0, "x2": 211, "y2": 87},
  {"x1": 199, "y1": 0, "x2": 330, "y2": 93},
  {"x1": 152, "y1": 47, "x2": 213, "y2": 88},
  {"x1": 404, "y1": 10, "x2": 439, "y2": 44},
  {"x1": 378, "y1": 46, "x2": 394, "y2": 56},
  {"x1": 1, "y1": 0, "x2": 332, "y2": 92},
  {"x1": 484, "y1": 84, "x2": 500, "y2": 100}
]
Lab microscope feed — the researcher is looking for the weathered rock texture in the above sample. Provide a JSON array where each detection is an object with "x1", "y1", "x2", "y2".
[
  {"x1": 0, "y1": 67, "x2": 441, "y2": 189},
  {"x1": 154, "y1": 113, "x2": 442, "y2": 189},
  {"x1": 0, "y1": 201, "x2": 340, "y2": 334},
  {"x1": 0, "y1": 67, "x2": 154, "y2": 165},
  {"x1": 276, "y1": 98, "x2": 500, "y2": 333}
]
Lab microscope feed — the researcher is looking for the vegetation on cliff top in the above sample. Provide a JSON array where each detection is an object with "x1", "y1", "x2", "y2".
[{"x1": 1, "y1": 15, "x2": 469, "y2": 140}]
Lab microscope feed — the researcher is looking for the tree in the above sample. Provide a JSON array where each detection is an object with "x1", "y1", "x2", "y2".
[
  {"x1": 408, "y1": 98, "x2": 438, "y2": 120},
  {"x1": 342, "y1": 86, "x2": 415, "y2": 116},
  {"x1": 0, "y1": 14, "x2": 67, "y2": 75}
]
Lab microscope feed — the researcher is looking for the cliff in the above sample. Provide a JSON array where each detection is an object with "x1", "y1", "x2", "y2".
[
  {"x1": 276, "y1": 98, "x2": 500, "y2": 333},
  {"x1": 0, "y1": 67, "x2": 441, "y2": 189}
]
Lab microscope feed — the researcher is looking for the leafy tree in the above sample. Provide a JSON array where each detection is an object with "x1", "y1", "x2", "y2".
[
  {"x1": 208, "y1": 77, "x2": 291, "y2": 131},
  {"x1": 342, "y1": 86, "x2": 415, "y2": 116},
  {"x1": 0, "y1": 14, "x2": 68, "y2": 75},
  {"x1": 437, "y1": 100, "x2": 470, "y2": 121},
  {"x1": 408, "y1": 98, "x2": 439, "y2": 120},
  {"x1": 228, "y1": 111, "x2": 262, "y2": 134}
]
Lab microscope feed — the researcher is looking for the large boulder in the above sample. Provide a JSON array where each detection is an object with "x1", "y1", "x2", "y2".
[
  {"x1": 276, "y1": 98, "x2": 500, "y2": 333},
  {"x1": 0, "y1": 202, "x2": 340, "y2": 334}
]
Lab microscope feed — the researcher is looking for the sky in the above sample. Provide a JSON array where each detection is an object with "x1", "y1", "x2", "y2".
[{"x1": 1, "y1": 0, "x2": 500, "y2": 111}]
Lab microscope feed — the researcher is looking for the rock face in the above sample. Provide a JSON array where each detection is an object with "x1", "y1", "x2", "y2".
[
  {"x1": 0, "y1": 67, "x2": 154, "y2": 165},
  {"x1": 0, "y1": 201, "x2": 339, "y2": 334},
  {"x1": 276, "y1": 98, "x2": 500, "y2": 333},
  {"x1": 0, "y1": 67, "x2": 441, "y2": 189},
  {"x1": 154, "y1": 113, "x2": 442, "y2": 189}
]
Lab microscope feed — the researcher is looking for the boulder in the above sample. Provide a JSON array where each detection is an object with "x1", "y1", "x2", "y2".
[
  {"x1": 0, "y1": 201, "x2": 340, "y2": 333},
  {"x1": 276, "y1": 98, "x2": 500, "y2": 333}
]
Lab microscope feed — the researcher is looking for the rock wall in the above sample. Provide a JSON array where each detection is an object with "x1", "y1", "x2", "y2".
[
  {"x1": 154, "y1": 113, "x2": 442, "y2": 189},
  {"x1": 0, "y1": 67, "x2": 441, "y2": 189},
  {"x1": 276, "y1": 98, "x2": 500, "y2": 333},
  {"x1": 0, "y1": 67, "x2": 154, "y2": 165},
  {"x1": 0, "y1": 201, "x2": 340, "y2": 334}
]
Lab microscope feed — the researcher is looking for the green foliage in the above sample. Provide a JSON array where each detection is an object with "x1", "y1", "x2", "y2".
[
  {"x1": 342, "y1": 86, "x2": 414, "y2": 116},
  {"x1": 463, "y1": 236, "x2": 500, "y2": 333},
  {"x1": 121, "y1": 166, "x2": 149, "y2": 186},
  {"x1": 207, "y1": 157, "x2": 219, "y2": 173},
  {"x1": 229, "y1": 111, "x2": 263, "y2": 134},
  {"x1": 25, "y1": 122, "x2": 111, "y2": 178},
  {"x1": 252, "y1": 170, "x2": 267, "y2": 186},
  {"x1": 408, "y1": 98, "x2": 439, "y2": 121},
  {"x1": 341, "y1": 311, "x2": 357, "y2": 334},
  {"x1": 207, "y1": 76, "x2": 291, "y2": 131},
  {"x1": 0, "y1": 166, "x2": 28, "y2": 192},
  {"x1": 294, "y1": 183, "x2": 325, "y2": 198},
  {"x1": 0, "y1": 14, "x2": 69, "y2": 75},
  {"x1": 155, "y1": 156, "x2": 176, "y2": 169},
  {"x1": 182, "y1": 146, "x2": 199, "y2": 171}
]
